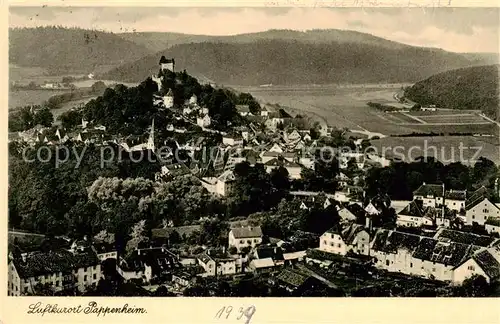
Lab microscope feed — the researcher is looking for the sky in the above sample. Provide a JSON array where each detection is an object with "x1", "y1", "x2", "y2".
[{"x1": 9, "y1": 7, "x2": 500, "y2": 53}]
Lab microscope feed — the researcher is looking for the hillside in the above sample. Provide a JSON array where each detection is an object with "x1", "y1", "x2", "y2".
[
  {"x1": 9, "y1": 27, "x2": 151, "y2": 74},
  {"x1": 101, "y1": 40, "x2": 485, "y2": 86},
  {"x1": 404, "y1": 65, "x2": 499, "y2": 120},
  {"x1": 117, "y1": 29, "x2": 411, "y2": 52}
]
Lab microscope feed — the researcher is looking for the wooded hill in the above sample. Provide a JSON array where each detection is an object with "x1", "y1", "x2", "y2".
[
  {"x1": 101, "y1": 39, "x2": 489, "y2": 85},
  {"x1": 9, "y1": 27, "x2": 151, "y2": 74},
  {"x1": 404, "y1": 65, "x2": 499, "y2": 120}
]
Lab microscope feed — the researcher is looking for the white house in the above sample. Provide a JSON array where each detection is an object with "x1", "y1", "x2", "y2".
[
  {"x1": 452, "y1": 248, "x2": 500, "y2": 284},
  {"x1": 319, "y1": 224, "x2": 370, "y2": 256},
  {"x1": 222, "y1": 135, "x2": 244, "y2": 146},
  {"x1": 264, "y1": 158, "x2": 302, "y2": 180},
  {"x1": 260, "y1": 106, "x2": 270, "y2": 117},
  {"x1": 465, "y1": 196, "x2": 500, "y2": 225},
  {"x1": 413, "y1": 183, "x2": 445, "y2": 208},
  {"x1": 196, "y1": 114, "x2": 211, "y2": 127},
  {"x1": 396, "y1": 201, "x2": 432, "y2": 227},
  {"x1": 200, "y1": 170, "x2": 236, "y2": 197},
  {"x1": 163, "y1": 88, "x2": 174, "y2": 109},
  {"x1": 228, "y1": 226, "x2": 263, "y2": 253},
  {"x1": 485, "y1": 218, "x2": 500, "y2": 235},
  {"x1": 8, "y1": 249, "x2": 101, "y2": 296},
  {"x1": 197, "y1": 252, "x2": 237, "y2": 277}
]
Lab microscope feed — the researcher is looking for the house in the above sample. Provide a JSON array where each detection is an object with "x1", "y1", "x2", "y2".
[
  {"x1": 159, "y1": 56, "x2": 175, "y2": 72},
  {"x1": 264, "y1": 158, "x2": 302, "y2": 180},
  {"x1": 197, "y1": 251, "x2": 238, "y2": 277},
  {"x1": 222, "y1": 135, "x2": 244, "y2": 146},
  {"x1": 92, "y1": 241, "x2": 117, "y2": 262},
  {"x1": 196, "y1": 114, "x2": 211, "y2": 127},
  {"x1": 319, "y1": 223, "x2": 370, "y2": 256},
  {"x1": 369, "y1": 228, "x2": 492, "y2": 283},
  {"x1": 228, "y1": 226, "x2": 263, "y2": 252},
  {"x1": 159, "y1": 162, "x2": 192, "y2": 180},
  {"x1": 260, "y1": 106, "x2": 270, "y2": 117},
  {"x1": 396, "y1": 201, "x2": 432, "y2": 227},
  {"x1": 444, "y1": 190, "x2": 467, "y2": 211},
  {"x1": 183, "y1": 106, "x2": 193, "y2": 115},
  {"x1": 413, "y1": 183, "x2": 445, "y2": 208},
  {"x1": 200, "y1": 170, "x2": 236, "y2": 196},
  {"x1": 337, "y1": 205, "x2": 358, "y2": 222},
  {"x1": 465, "y1": 196, "x2": 500, "y2": 226},
  {"x1": 248, "y1": 258, "x2": 279, "y2": 273},
  {"x1": 261, "y1": 150, "x2": 296, "y2": 164},
  {"x1": 485, "y1": 218, "x2": 500, "y2": 235},
  {"x1": 116, "y1": 247, "x2": 180, "y2": 284},
  {"x1": 163, "y1": 88, "x2": 174, "y2": 109},
  {"x1": 452, "y1": 248, "x2": 500, "y2": 284},
  {"x1": 236, "y1": 105, "x2": 252, "y2": 117},
  {"x1": 433, "y1": 228, "x2": 496, "y2": 248},
  {"x1": 364, "y1": 202, "x2": 381, "y2": 216},
  {"x1": 248, "y1": 246, "x2": 285, "y2": 273},
  {"x1": 189, "y1": 94, "x2": 198, "y2": 105},
  {"x1": 336, "y1": 172, "x2": 350, "y2": 188},
  {"x1": 8, "y1": 249, "x2": 101, "y2": 296}
]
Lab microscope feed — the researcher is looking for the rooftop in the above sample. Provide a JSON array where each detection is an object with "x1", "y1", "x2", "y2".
[
  {"x1": 230, "y1": 226, "x2": 263, "y2": 239},
  {"x1": 413, "y1": 183, "x2": 444, "y2": 198}
]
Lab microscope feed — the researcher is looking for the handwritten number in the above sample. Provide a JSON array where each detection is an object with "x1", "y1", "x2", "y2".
[
  {"x1": 215, "y1": 306, "x2": 256, "y2": 324},
  {"x1": 225, "y1": 306, "x2": 233, "y2": 319}
]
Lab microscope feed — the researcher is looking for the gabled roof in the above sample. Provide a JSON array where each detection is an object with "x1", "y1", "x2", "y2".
[
  {"x1": 164, "y1": 162, "x2": 191, "y2": 177},
  {"x1": 13, "y1": 249, "x2": 99, "y2": 278},
  {"x1": 434, "y1": 228, "x2": 495, "y2": 247},
  {"x1": 413, "y1": 183, "x2": 444, "y2": 198},
  {"x1": 230, "y1": 226, "x2": 263, "y2": 239},
  {"x1": 445, "y1": 189, "x2": 467, "y2": 201},
  {"x1": 218, "y1": 170, "x2": 236, "y2": 182},
  {"x1": 472, "y1": 249, "x2": 500, "y2": 280},
  {"x1": 399, "y1": 201, "x2": 424, "y2": 218},
  {"x1": 485, "y1": 218, "x2": 500, "y2": 227},
  {"x1": 255, "y1": 246, "x2": 284, "y2": 260}
]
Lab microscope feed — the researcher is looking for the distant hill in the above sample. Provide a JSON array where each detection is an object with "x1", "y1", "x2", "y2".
[
  {"x1": 117, "y1": 29, "x2": 411, "y2": 52},
  {"x1": 101, "y1": 39, "x2": 488, "y2": 86},
  {"x1": 404, "y1": 65, "x2": 499, "y2": 120},
  {"x1": 9, "y1": 27, "x2": 151, "y2": 74}
]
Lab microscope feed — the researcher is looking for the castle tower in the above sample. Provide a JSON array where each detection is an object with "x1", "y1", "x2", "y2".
[
  {"x1": 147, "y1": 119, "x2": 155, "y2": 152},
  {"x1": 159, "y1": 56, "x2": 175, "y2": 72},
  {"x1": 163, "y1": 88, "x2": 174, "y2": 109}
]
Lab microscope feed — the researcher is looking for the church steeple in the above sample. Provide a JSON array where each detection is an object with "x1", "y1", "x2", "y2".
[{"x1": 147, "y1": 119, "x2": 155, "y2": 152}]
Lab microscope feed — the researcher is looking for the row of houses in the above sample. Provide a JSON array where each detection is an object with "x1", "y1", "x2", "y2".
[
  {"x1": 397, "y1": 183, "x2": 500, "y2": 233},
  {"x1": 317, "y1": 220, "x2": 500, "y2": 284}
]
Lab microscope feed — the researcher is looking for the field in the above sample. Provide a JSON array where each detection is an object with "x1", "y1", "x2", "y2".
[
  {"x1": 237, "y1": 84, "x2": 498, "y2": 136},
  {"x1": 9, "y1": 89, "x2": 67, "y2": 110},
  {"x1": 370, "y1": 136, "x2": 500, "y2": 165}
]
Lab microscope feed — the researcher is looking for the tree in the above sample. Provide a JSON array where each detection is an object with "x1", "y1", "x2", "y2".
[
  {"x1": 91, "y1": 81, "x2": 107, "y2": 94},
  {"x1": 33, "y1": 107, "x2": 53, "y2": 127},
  {"x1": 461, "y1": 275, "x2": 490, "y2": 297}
]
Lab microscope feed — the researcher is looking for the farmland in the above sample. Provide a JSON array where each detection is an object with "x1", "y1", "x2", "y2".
[
  {"x1": 9, "y1": 89, "x2": 67, "y2": 110},
  {"x1": 237, "y1": 84, "x2": 497, "y2": 136}
]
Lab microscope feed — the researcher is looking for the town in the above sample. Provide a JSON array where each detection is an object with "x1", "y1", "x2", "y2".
[{"x1": 8, "y1": 56, "x2": 500, "y2": 298}]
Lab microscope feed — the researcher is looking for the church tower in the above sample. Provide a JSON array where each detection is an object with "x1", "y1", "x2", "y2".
[{"x1": 147, "y1": 119, "x2": 155, "y2": 152}]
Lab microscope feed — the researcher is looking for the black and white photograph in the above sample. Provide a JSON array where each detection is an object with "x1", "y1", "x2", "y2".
[{"x1": 6, "y1": 6, "x2": 500, "y2": 299}]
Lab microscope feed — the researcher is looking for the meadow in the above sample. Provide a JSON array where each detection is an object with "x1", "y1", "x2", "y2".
[{"x1": 9, "y1": 89, "x2": 67, "y2": 110}]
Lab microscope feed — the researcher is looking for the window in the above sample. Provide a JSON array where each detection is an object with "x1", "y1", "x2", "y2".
[
  {"x1": 432, "y1": 268, "x2": 436, "y2": 272},
  {"x1": 330, "y1": 242, "x2": 334, "y2": 246},
  {"x1": 84, "y1": 275, "x2": 88, "y2": 281},
  {"x1": 93, "y1": 266, "x2": 96, "y2": 270},
  {"x1": 483, "y1": 209, "x2": 489, "y2": 213},
  {"x1": 361, "y1": 244, "x2": 365, "y2": 248},
  {"x1": 254, "y1": 239, "x2": 258, "y2": 243},
  {"x1": 93, "y1": 274, "x2": 96, "y2": 280},
  {"x1": 410, "y1": 263, "x2": 413, "y2": 268},
  {"x1": 467, "y1": 265, "x2": 475, "y2": 271},
  {"x1": 240, "y1": 240, "x2": 244, "y2": 244},
  {"x1": 323, "y1": 240, "x2": 327, "y2": 245},
  {"x1": 337, "y1": 244, "x2": 341, "y2": 248},
  {"x1": 386, "y1": 260, "x2": 390, "y2": 266},
  {"x1": 453, "y1": 202, "x2": 456, "y2": 206}
]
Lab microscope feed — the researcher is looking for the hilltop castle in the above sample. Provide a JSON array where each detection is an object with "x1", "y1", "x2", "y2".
[{"x1": 159, "y1": 56, "x2": 175, "y2": 72}]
